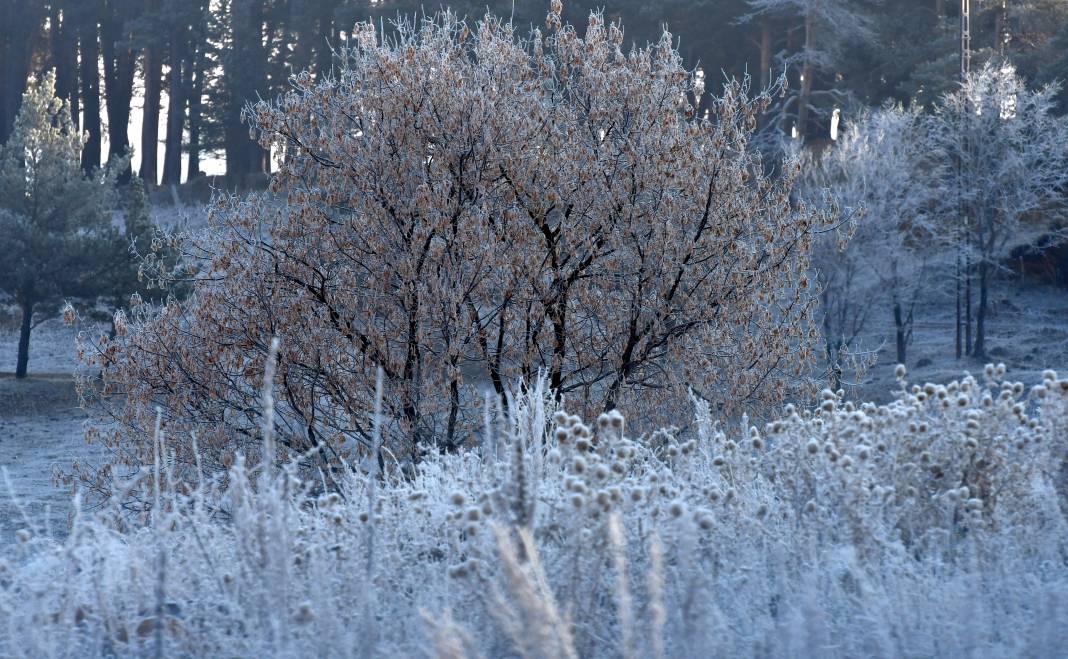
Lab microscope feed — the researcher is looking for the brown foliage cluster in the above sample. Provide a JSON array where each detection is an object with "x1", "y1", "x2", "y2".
[{"x1": 79, "y1": 6, "x2": 828, "y2": 477}]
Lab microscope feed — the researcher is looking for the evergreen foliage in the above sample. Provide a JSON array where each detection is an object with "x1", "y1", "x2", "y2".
[{"x1": 0, "y1": 72, "x2": 128, "y2": 378}]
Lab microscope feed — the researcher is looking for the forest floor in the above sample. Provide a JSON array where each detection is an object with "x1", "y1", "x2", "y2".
[
  {"x1": 853, "y1": 278, "x2": 1068, "y2": 402},
  {"x1": 0, "y1": 278, "x2": 1065, "y2": 546},
  {"x1": 0, "y1": 319, "x2": 106, "y2": 545}
]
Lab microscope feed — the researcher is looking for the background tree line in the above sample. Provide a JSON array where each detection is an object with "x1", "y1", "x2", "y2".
[{"x1": 2, "y1": 0, "x2": 1067, "y2": 185}]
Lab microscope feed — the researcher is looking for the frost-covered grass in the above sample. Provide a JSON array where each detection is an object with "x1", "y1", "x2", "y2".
[{"x1": 1, "y1": 367, "x2": 1067, "y2": 657}]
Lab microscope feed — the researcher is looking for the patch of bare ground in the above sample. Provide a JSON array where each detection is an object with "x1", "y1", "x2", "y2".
[{"x1": 0, "y1": 312, "x2": 115, "y2": 544}]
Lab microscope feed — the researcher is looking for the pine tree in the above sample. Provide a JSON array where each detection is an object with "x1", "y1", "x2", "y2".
[{"x1": 0, "y1": 72, "x2": 125, "y2": 378}]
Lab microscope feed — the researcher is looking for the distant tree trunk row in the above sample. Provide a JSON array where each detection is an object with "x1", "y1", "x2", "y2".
[
  {"x1": 3, "y1": 0, "x2": 1066, "y2": 183},
  {"x1": 1, "y1": 0, "x2": 356, "y2": 184}
]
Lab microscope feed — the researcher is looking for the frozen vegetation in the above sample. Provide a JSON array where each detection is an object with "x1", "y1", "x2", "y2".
[{"x1": 1, "y1": 369, "x2": 1067, "y2": 656}]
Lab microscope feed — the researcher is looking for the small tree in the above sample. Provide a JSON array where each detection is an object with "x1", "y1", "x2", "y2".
[
  {"x1": 805, "y1": 104, "x2": 935, "y2": 368},
  {"x1": 0, "y1": 72, "x2": 125, "y2": 378},
  {"x1": 929, "y1": 63, "x2": 1068, "y2": 358},
  {"x1": 83, "y1": 6, "x2": 830, "y2": 478}
]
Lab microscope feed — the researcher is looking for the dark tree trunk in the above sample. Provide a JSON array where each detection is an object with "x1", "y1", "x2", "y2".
[
  {"x1": 161, "y1": 31, "x2": 186, "y2": 185},
  {"x1": 796, "y1": 11, "x2": 815, "y2": 140},
  {"x1": 893, "y1": 300, "x2": 908, "y2": 366},
  {"x1": 290, "y1": 0, "x2": 316, "y2": 77},
  {"x1": 79, "y1": 11, "x2": 102, "y2": 172},
  {"x1": 102, "y1": 10, "x2": 137, "y2": 181},
  {"x1": 549, "y1": 302, "x2": 567, "y2": 398},
  {"x1": 187, "y1": 43, "x2": 204, "y2": 178},
  {"x1": 15, "y1": 300, "x2": 33, "y2": 379},
  {"x1": 225, "y1": 0, "x2": 268, "y2": 181},
  {"x1": 973, "y1": 260, "x2": 989, "y2": 358},
  {"x1": 140, "y1": 42, "x2": 163, "y2": 185},
  {"x1": 825, "y1": 338, "x2": 843, "y2": 393},
  {"x1": 316, "y1": 0, "x2": 335, "y2": 80},
  {"x1": 965, "y1": 255, "x2": 973, "y2": 355},
  {"x1": 68, "y1": 42, "x2": 80, "y2": 130},
  {"x1": 51, "y1": 4, "x2": 80, "y2": 125},
  {"x1": 443, "y1": 363, "x2": 460, "y2": 453},
  {"x1": 0, "y1": 3, "x2": 6, "y2": 142},
  {"x1": 186, "y1": 6, "x2": 208, "y2": 179},
  {"x1": 1, "y1": 0, "x2": 43, "y2": 143},
  {"x1": 955, "y1": 251, "x2": 962, "y2": 358},
  {"x1": 760, "y1": 18, "x2": 772, "y2": 91}
]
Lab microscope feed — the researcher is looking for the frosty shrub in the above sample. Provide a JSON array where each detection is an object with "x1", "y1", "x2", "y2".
[
  {"x1": 4, "y1": 367, "x2": 1067, "y2": 657},
  {"x1": 78, "y1": 5, "x2": 828, "y2": 479},
  {"x1": 803, "y1": 104, "x2": 934, "y2": 375}
]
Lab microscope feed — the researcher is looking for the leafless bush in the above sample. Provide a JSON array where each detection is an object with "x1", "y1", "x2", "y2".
[{"x1": 77, "y1": 6, "x2": 828, "y2": 481}]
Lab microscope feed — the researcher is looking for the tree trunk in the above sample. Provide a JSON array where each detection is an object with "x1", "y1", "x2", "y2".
[
  {"x1": 15, "y1": 300, "x2": 33, "y2": 379},
  {"x1": 444, "y1": 362, "x2": 460, "y2": 453},
  {"x1": 973, "y1": 260, "x2": 988, "y2": 358},
  {"x1": 186, "y1": 6, "x2": 208, "y2": 179},
  {"x1": 225, "y1": 0, "x2": 268, "y2": 181},
  {"x1": 161, "y1": 31, "x2": 186, "y2": 185},
  {"x1": 955, "y1": 254, "x2": 961, "y2": 359},
  {"x1": 51, "y1": 4, "x2": 80, "y2": 125},
  {"x1": 894, "y1": 300, "x2": 907, "y2": 365},
  {"x1": 102, "y1": 10, "x2": 137, "y2": 181},
  {"x1": 140, "y1": 42, "x2": 164, "y2": 185},
  {"x1": 316, "y1": 1, "x2": 335, "y2": 80},
  {"x1": 825, "y1": 338, "x2": 842, "y2": 392},
  {"x1": 1, "y1": 0, "x2": 43, "y2": 143},
  {"x1": 0, "y1": 1, "x2": 6, "y2": 141},
  {"x1": 290, "y1": 0, "x2": 316, "y2": 77},
  {"x1": 965, "y1": 254, "x2": 973, "y2": 355},
  {"x1": 760, "y1": 18, "x2": 772, "y2": 91},
  {"x1": 549, "y1": 302, "x2": 567, "y2": 399},
  {"x1": 79, "y1": 10, "x2": 102, "y2": 172},
  {"x1": 187, "y1": 46, "x2": 204, "y2": 178},
  {"x1": 796, "y1": 11, "x2": 815, "y2": 140}
]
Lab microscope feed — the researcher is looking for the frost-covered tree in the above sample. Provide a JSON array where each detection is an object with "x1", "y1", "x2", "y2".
[
  {"x1": 929, "y1": 63, "x2": 1068, "y2": 358},
  {"x1": 0, "y1": 72, "x2": 124, "y2": 378},
  {"x1": 806, "y1": 104, "x2": 934, "y2": 368},
  {"x1": 80, "y1": 6, "x2": 831, "y2": 480}
]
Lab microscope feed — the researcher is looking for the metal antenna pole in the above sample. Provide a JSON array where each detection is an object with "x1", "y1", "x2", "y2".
[
  {"x1": 960, "y1": 0, "x2": 970, "y2": 80},
  {"x1": 956, "y1": 0, "x2": 971, "y2": 358},
  {"x1": 999, "y1": 0, "x2": 1011, "y2": 55}
]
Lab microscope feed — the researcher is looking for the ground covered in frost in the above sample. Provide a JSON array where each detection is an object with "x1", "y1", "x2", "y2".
[{"x1": 0, "y1": 364, "x2": 1065, "y2": 657}]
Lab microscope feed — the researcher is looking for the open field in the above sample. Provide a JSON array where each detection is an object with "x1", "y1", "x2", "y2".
[{"x1": 0, "y1": 319, "x2": 106, "y2": 545}]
